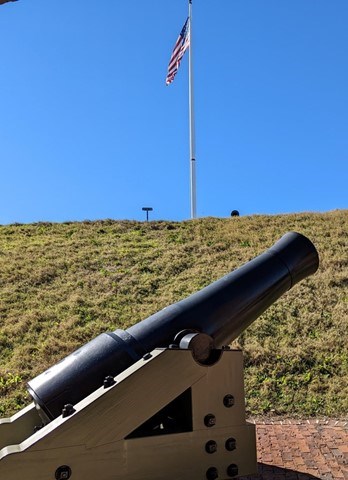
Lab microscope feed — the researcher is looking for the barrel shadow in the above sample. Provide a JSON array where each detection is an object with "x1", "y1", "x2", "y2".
[{"x1": 239, "y1": 463, "x2": 321, "y2": 479}]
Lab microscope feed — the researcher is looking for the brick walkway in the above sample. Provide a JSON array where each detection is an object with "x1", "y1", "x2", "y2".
[{"x1": 240, "y1": 419, "x2": 348, "y2": 480}]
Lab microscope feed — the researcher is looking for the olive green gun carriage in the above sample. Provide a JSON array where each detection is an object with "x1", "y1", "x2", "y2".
[{"x1": 0, "y1": 232, "x2": 319, "y2": 480}]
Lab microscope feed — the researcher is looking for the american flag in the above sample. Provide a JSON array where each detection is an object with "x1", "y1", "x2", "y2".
[{"x1": 166, "y1": 18, "x2": 190, "y2": 86}]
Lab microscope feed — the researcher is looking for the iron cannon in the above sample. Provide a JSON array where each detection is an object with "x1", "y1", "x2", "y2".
[{"x1": 0, "y1": 231, "x2": 319, "y2": 480}]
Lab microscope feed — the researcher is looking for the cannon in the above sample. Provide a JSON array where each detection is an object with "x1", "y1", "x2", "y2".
[{"x1": 0, "y1": 232, "x2": 319, "y2": 480}]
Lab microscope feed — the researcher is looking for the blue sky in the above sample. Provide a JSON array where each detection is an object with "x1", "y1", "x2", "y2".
[{"x1": 0, "y1": 0, "x2": 347, "y2": 223}]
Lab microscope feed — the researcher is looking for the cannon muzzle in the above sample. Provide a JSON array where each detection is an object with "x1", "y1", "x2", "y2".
[{"x1": 27, "y1": 231, "x2": 319, "y2": 421}]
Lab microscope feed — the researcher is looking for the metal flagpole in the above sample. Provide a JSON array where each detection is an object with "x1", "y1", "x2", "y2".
[{"x1": 188, "y1": 0, "x2": 197, "y2": 219}]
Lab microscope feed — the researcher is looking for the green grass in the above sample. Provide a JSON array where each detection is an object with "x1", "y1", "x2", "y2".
[{"x1": 0, "y1": 211, "x2": 347, "y2": 418}]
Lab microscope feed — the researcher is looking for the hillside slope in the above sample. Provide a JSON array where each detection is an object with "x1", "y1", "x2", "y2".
[{"x1": 0, "y1": 211, "x2": 347, "y2": 418}]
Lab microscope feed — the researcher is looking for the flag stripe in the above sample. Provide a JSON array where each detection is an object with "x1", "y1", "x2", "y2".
[{"x1": 165, "y1": 18, "x2": 190, "y2": 86}]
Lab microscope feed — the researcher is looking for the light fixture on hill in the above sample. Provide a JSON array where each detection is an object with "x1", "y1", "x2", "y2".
[{"x1": 142, "y1": 207, "x2": 153, "y2": 222}]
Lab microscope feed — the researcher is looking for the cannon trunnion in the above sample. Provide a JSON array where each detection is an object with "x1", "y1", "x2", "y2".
[{"x1": 0, "y1": 232, "x2": 319, "y2": 480}]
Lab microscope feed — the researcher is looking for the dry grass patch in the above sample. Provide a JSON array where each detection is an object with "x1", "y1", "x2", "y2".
[{"x1": 0, "y1": 212, "x2": 347, "y2": 418}]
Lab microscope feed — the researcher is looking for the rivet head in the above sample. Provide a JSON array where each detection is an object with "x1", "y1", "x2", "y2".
[
  {"x1": 225, "y1": 437, "x2": 237, "y2": 451},
  {"x1": 62, "y1": 404, "x2": 76, "y2": 418},
  {"x1": 205, "y1": 440, "x2": 217, "y2": 454},
  {"x1": 103, "y1": 376, "x2": 116, "y2": 388},
  {"x1": 223, "y1": 394, "x2": 235, "y2": 408},
  {"x1": 206, "y1": 467, "x2": 219, "y2": 480},
  {"x1": 55, "y1": 465, "x2": 72, "y2": 480},
  {"x1": 204, "y1": 414, "x2": 216, "y2": 428},
  {"x1": 227, "y1": 464, "x2": 239, "y2": 477}
]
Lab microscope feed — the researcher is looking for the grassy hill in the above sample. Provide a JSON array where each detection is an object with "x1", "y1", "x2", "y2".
[{"x1": 0, "y1": 210, "x2": 347, "y2": 419}]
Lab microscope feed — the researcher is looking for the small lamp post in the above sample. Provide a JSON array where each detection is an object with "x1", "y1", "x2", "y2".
[{"x1": 142, "y1": 207, "x2": 153, "y2": 222}]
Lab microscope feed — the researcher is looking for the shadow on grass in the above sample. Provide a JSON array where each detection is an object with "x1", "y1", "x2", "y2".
[{"x1": 239, "y1": 463, "x2": 321, "y2": 479}]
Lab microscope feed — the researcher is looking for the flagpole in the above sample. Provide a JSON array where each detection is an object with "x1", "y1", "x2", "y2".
[{"x1": 188, "y1": 0, "x2": 197, "y2": 219}]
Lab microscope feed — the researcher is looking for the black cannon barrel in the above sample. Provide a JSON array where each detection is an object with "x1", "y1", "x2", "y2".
[{"x1": 27, "y1": 232, "x2": 319, "y2": 422}]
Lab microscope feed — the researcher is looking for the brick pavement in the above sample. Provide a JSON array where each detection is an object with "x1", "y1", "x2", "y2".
[{"x1": 240, "y1": 419, "x2": 348, "y2": 480}]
